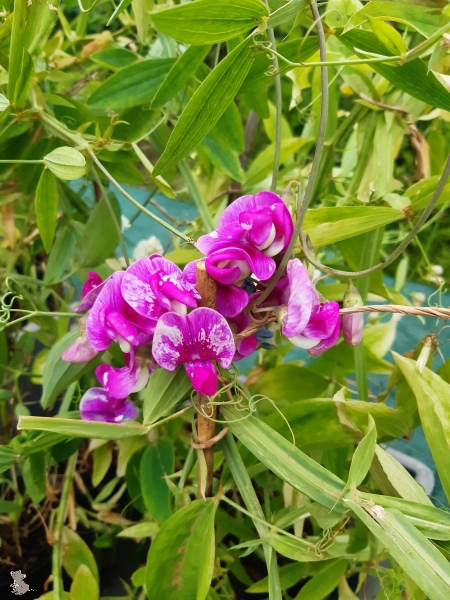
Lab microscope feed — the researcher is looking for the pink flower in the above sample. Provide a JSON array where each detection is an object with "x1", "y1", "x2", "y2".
[
  {"x1": 79, "y1": 387, "x2": 139, "y2": 423},
  {"x1": 227, "y1": 313, "x2": 258, "y2": 361},
  {"x1": 76, "y1": 272, "x2": 107, "y2": 312},
  {"x1": 152, "y1": 307, "x2": 235, "y2": 396},
  {"x1": 95, "y1": 347, "x2": 153, "y2": 399},
  {"x1": 197, "y1": 191, "x2": 293, "y2": 282}
]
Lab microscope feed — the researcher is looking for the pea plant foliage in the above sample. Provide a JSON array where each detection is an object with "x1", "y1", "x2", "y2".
[{"x1": 1, "y1": 0, "x2": 450, "y2": 598}]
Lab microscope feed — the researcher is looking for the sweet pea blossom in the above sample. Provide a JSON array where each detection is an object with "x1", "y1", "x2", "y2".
[
  {"x1": 271, "y1": 259, "x2": 341, "y2": 355},
  {"x1": 197, "y1": 191, "x2": 294, "y2": 281},
  {"x1": 86, "y1": 271, "x2": 154, "y2": 353},
  {"x1": 77, "y1": 272, "x2": 107, "y2": 312},
  {"x1": 152, "y1": 307, "x2": 235, "y2": 396},
  {"x1": 121, "y1": 255, "x2": 201, "y2": 319},
  {"x1": 62, "y1": 315, "x2": 98, "y2": 364},
  {"x1": 95, "y1": 346, "x2": 153, "y2": 399},
  {"x1": 227, "y1": 313, "x2": 258, "y2": 361},
  {"x1": 79, "y1": 387, "x2": 139, "y2": 423}
]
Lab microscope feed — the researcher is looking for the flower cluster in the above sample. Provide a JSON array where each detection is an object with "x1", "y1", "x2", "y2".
[{"x1": 63, "y1": 191, "x2": 353, "y2": 423}]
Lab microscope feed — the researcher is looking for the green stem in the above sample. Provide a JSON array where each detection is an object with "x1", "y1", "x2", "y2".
[
  {"x1": 178, "y1": 445, "x2": 194, "y2": 490},
  {"x1": 178, "y1": 160, "x2": 215, "y2": 232},
  {"x1": 263, "y1": 0, "x2": 282, "y2": 193},
  {"x1": 221, "y1": 434, "x2": 282, "y2": 599},
  {"x1": 2, "y1": 311, "x2": 80, "y2": 329},
  {"x1": 52, "y1": 452, "x2": 77, "y2": 600},
  {"x1": 91, "y1": 167, "x2": 130, "y2": 268},
  {"x1": 253, "y1": 0, "x2": 328, "y2": 308},
  {"x1": 8, "y1": 0, "x2": 28, "y2": 100},
  {"x1": 0, "y1": 160, "x2": 44, "y2": 164},
  {"x1": 90, "y1": 151, "x2": 195, "y2": 244},
  {"x1": 300, "y1": 154, "x2": 450, "y2": 279}
]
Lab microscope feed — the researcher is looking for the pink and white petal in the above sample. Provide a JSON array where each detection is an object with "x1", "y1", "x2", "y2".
[
  {"x1": 308, "y1": 316, "x2": 341, "y2": 356},
  {"x1": 245, "y1": 246, "x2": 277, "y2": 281},
  {"x1": 302, "y1": 302, "x2": 340, "y2": 340},
  {"x1": 187, "y1": 307, "x2": 235, "y2": 368},
  {"x1": 216, "y1": 284, "x2": 250, "y2": 318},
  {"x1": 271, "y1": 202, "x2": 294, "y2": 253},
  {"x1": 184, "y1": 361, "x2": 217, "y2": 396},
  {"x1": 289, "y1": 334, "x2": 320, "y2": 350},
  {"x1": 236, "y1": 334, "x2": 258, "y2": 359},
  {"x1": 62, "y1": 336, "x2": 98, "y2": 364},
  {"x1": 86, "y1": 273, "x2": 125, "y2": 350},
  {"x1": 281, "y1": 259, "x2": 314, "y2": 339},
  {"x1": 159, "y1": 277, "x2": 199, "y2": 308},
  {"x1": 95, "y1": 363, "x2": 140, "y2": 399},
  {"x1": 105, "y1": 311, "x2": 140, "y2": 347},
  {"x1": 121, "y1": 258, "x2": 158, "y2": 318},
  {"x1": 152, "y1": 312, "x2": 193, "y2": 371},
  {"x1": 183, "y1": 260, "x2": 199, "y2": 285},
  {"x1": 82, "y1": 272, "x2": 103, "y2": 299},
  {"x1": 239, "y1": 207, "x2": 273, "y2": 248},
  {"x1": 79, "y1": 387, "x2": 139, "y2": 423}
]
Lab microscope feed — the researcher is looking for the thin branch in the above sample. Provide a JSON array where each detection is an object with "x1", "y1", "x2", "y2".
[
  {"x1": 340, "y1": 305, "x2": 450, "y2": 319},
  {"x1": 89, "y1": 150, "x2": 195, "y2": 245},
  {"x1": 252, "y1": 0, "x2": 328, "y2": 308}
]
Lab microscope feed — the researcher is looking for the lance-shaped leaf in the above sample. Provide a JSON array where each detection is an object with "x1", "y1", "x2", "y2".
[
  {"x1": 107, "y1": 0, "x2": 133, "y2": 26},
  {"x1": 70, "y1": 565, "x2": 99, "y2": 600},
  {"x1": 347, "y1": 501, "x2": 450, "y2": 600},
  {"x1": 146, "y1": 499, "x2": 216, "y2": 600},
  {"x1": 143, "y1": 367, "x2": 192, "y2": 424},
  {"x1": 151, "y1": 45, "x2": 212, "y2": 108},
  {"x1": 13, "y1": 49, "x2": 34, "y2": 110},
  {"x1": 303, "y1": 206, "x2": 402, "y2": 247},
  {"x1": 43, "y1": 147, "x2": 86, "y2": 181},
  {"x1": 153, "y1": 37, "x2": 254, "y2": 176},
  {"x1": 339, "y1": 29, "x2": 450, "y2": 112},
  {"x1": 343, "y1": 1, "x2": 449, "y2": 38},
  {"x1": 267, "y1": 0, "x2": 307, "y2": 28},
  {"x1": 394, "y1": 352, "x2": 450, "y2": 503},
  {"x1": 18, "y1": 415, "x2": 149, "y2": 440},
  {"x1": 140, "y1": 438, "x2": 174, "y2": 523},
  {"x1": 88, "y1": 58, "x2": 176, "y2": 110},
  {"x1": 347, "y1": 415, "x2": 377, "y2": 490},
  {"x1": 294, "y1": 560, "x2": 348, "y2": 600},
  {"x1": 150, "y1": 0, "x2": 267, "y2": 45},
  {"x1": 35, "y1": 168, "x2": 58, "y2": 252}
]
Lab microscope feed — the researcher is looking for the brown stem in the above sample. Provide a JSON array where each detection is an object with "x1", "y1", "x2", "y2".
[{"x1": 195, "y1": 261, "x2": 217, "y2": 498}]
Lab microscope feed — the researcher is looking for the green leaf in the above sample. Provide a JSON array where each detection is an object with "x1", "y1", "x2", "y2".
[
  {"x1": 62, "y1": 526, "x2": 99, "y2": 583},
  {"x1": 394, "y1": 353, "x2": 450, "y2": 503},
  {"x1": 22, "y1": 451, "x2": 46, "y2": 504},
  {"x1": 245, "y1": 137, "x2": 310, "y2": 187},
  {"x1": 107, "y1": 0, "x2": 133, "y2": 26},
  {"x1": 126, "y1": 447, "x2": 146, "y2": 513},
  {"x1": 91, "y1": 48, "x2": 138, "y2": 71},
  {"x1": 0, "y1": 499, "x2": 21, "y2": 513},
  {"x1": 269, "y1": 534, "x2": 327, "y2": 562},
  {"x1": 143, "y1": 367, "x2": 192, "y2": 424},
  {"x1": 132, "y1": 142, "x2": 176, "y2": 199},
  {"x1": 40, "y1": 329, "x2": 102, "y2": 409},
  {"x1": 43, "y1": 147, "x2": 86, "y2": 181},
  {"x1": 146, "y1": 499, "x2": 216, "y2": 600},
  {"x1": 250, "y1": 365, "x2": 329, "y2": 405},
  {"x1": 246, "y1": 562, "x2": 307, "y2": 593},
  {"x1": 117, "y1": 522, "x2": 159, "y2": 538},
  {"x1": 267, "y1": 0, "x2": 307, "y2": 28},
  {"x1": 223, "y1": 406, "x2": 346, "y2": 511},
  {"x1": 88, "y1": 59, "x2": 175, "y2": 110},
  {"x1": 150, "y1": 0, "x2": 267, "y2": 45},
  {"x1": 35, "y1": 168, "x2": 58, "y2": 252},
  {"x1": 152, "y1": 45, "x2": 212, "y2": 108},
  {"x1": 140, "y1": 438, "x2": 174, "y2": 523},
  {"x1": 373, "y1": 445, "x2": 433, "y2": 506},
  {"x1": 199, "y1": 134, "x2": 245, "y2": 182},
  {"x1": 70, "y1": 565, "x2": 99, "y2": 600},
  {"x1": 367, "y1": 16, "x2": 407, "y2": 56},
  {"x1": 348, "y1": 501, "x2": 450, "y2": 600},
  {"x1": 92, "y1": 443, "x2": 112, "y2": 488},
  {"x1": 294, "y1": 560, "x2": 348, "y2": 600},
  {"x1": 347, "y1": 415, "x2": 376, "y2": 489},
  {"x1": 0, "y1": 444, "x2": 17, "y2": 474},
  {"x1": 44, "y1": 225, "x2": 75, "y2": 285},
  {"x1": 303, "y1": 206, "x2": 402, "y2": 248},
  {"x1": 13, "y1": 49, "x2": 34, "y2": 110},
  {"x1": 153, "y1": 37, "x2": 254, "y2": 177},
  {"x1": 339, "y1": 29, "x2": 450, "y2": 112},
  {"x1": 79, "y1": 195, "x2": 120, "y2": 267},
  {"x1": 18, "y1": 416, "x2": 149, "y2": 440},
  {"x1": 343, "y1": 1, "x2": 449, "y2": 38},
  {"x1": 131, "y1": 566, "x2": 147, "y2": 587}
]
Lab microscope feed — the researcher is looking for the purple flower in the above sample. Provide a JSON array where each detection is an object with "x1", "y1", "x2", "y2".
[
  {"x1": 79, "y1": 387, "x2": 139, "y2": 423},
  {"x1": 121, "y1": 255, "x2": 201, "y2": 319},
  {"x1": 62, "y1": 316, "x2": 98, "y2": 364},
  {"x1": 82, "y1": 271, "x2": 103, "y2": 298},
  {"x1": 184, "y1": 251, "x2": 251, "y2": 318},
  {"x1": 227, "y1": 313, "x2": 258, "y2": 361},
  {"x1": 197, "y1": 191, "x2": 294, "y2": 281},
  {"x1": 86, "y1": 271, "x2": 154, "y2": 353},
  {"x1": 95, "y1": 347, "x2": 153, "y2": 399},
  {"x1": 76, "y1": 272, "x2": 107, "y2": 312},
  {"x1": 273, "y1": 259, "x2": 341, "y2": 355},
  {"x1": 152, "y1": 307, "x2": 235, "y2": 396}
]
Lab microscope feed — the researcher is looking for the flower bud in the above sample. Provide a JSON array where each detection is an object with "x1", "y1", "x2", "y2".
[{"x1": 342, "y1": 281, "x2": 363, "y2": 347}]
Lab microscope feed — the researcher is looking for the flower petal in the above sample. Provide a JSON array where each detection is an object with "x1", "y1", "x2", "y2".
[
  {"x1": 281, "y1": 259, "x2": 314, "y2": 339},
  {"x1": 342, "y1": 312, "x2": 363, "y2": 347},
  {"x1": 95, "y1": 361, "x2": 150, "y2": 399},
  {"x1": 185, "y1": 361, "x2": 217, "y2": 396},
  {"x1": 308, "y1": 316, "x2": 341, "y2": 356},
  {"x1": 216, "y1": 283, "x2": 250, "y2": 318},
  {"x1": 187, "y1": 307, "x2": 235, "y2": 368},
  {"x1": 205, "y1": 247, "x2": 253, "y2": 285},
  {"x1": 82, "y1": 271, "x2": 103, "y2": 299},
  {"x1": 62, "y1": 336, "x2": 98, "y2": 364},
  {"x1": 302, "y1": 301, "x2": 340, "y2": 340},
  {"x1": 152, "y1": 311, "x2": 193, "y2": 371},
  {"x1": 86, "y1": 272, "x2": 126, "y2": 350},
  {"x1": 79, "y1": 387, "x2": 139, "y2": 423}
]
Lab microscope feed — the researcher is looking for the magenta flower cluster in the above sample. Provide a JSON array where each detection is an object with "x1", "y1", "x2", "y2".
[{"x1": 63, "y1": 191, "x2": 348, "y2": 424}]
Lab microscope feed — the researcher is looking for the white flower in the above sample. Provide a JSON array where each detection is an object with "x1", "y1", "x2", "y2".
[
  {"x1": 121, "y1": 215, "x2": 131, "y2": 231},
  {"x1": 133, "y1": 236, "x2": 164, "y2": 260}
]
